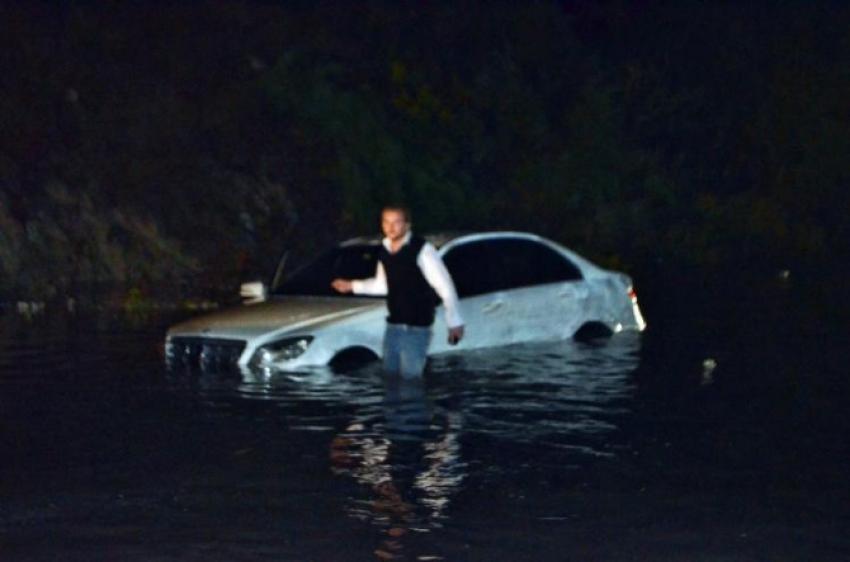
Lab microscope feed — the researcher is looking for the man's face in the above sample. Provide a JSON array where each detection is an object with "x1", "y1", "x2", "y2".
[{"x1": 381, "y1": 209, "x2": 409, "y2": 242}]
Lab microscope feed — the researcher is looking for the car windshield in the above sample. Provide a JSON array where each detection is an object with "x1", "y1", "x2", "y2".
[{"x1": 272, "y1": 244, "x2": 383, "y2": 297}]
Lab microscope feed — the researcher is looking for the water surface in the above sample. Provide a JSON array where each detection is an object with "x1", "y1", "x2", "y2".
[{"x1": 1, "y1": 280, "x2": 848, "y2": 561}]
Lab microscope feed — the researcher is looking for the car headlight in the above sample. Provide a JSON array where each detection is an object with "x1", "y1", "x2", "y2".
[{"x1": 249, "y1": 336, "x2": 314, "y2": 368}]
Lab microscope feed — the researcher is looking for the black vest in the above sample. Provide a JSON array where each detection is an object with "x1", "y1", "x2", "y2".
[{"x1": 378, "y1": 236, "x2": 440, "y2": 327}]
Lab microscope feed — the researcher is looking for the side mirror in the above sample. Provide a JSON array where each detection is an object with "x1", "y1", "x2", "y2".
[{"x1": 240, "y1": 281, "x2": 267, "y2": 304}]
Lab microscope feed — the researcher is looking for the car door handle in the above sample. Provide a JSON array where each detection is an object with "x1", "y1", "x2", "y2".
[{"x1": 482, "y1": 300, "x2": 504, "y2": 313}]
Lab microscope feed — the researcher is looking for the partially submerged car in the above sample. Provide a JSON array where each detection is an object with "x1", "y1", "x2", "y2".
[{"x1": 165, "y1": 232, "x2": 646, "y2": 372}]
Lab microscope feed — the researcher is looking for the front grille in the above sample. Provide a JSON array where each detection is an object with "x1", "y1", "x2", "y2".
[{"x1": 166, "y1": 336, "x2": 246, "y2": 370}]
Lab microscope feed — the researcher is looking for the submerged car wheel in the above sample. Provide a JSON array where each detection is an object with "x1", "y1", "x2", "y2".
[
  {"x1": 329, "y1": 347, "x2": 380, "y2": 371},
  {"x1": 573, "y1": 322, "x2": 614, "y2": 343}
]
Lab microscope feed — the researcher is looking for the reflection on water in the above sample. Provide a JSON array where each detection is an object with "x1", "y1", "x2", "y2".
[
  {"x1": 329, "y1": 376, "x2": 466, "y2": 559},
  {"x1": 429, "y1": 335, "x2": 640, "y2": 458},
  {"x1": 168, "y1": 334, "x2": 641, "y2": 559},
  {"x1": 1, "y1": 313, "x2": 645, "y2": 561}
]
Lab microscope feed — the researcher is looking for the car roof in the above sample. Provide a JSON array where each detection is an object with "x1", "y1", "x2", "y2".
[
  {"x1": 341, "y1": 231, "x2": 565, "y2": 250},
  {"x1": 339, "y1": 231, "x2": 605, "y2": 276}
]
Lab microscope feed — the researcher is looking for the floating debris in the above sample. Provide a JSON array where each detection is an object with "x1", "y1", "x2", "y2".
[{"x1": 701, "y1": 358, "x2": 717, "y2": 385}]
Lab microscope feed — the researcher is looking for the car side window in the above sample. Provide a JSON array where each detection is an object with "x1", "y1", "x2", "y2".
[
  {"x1": 444, "y1": 238, "x2": 582, "y2": 298},
  {"x1": 443, "y1": 241, "x2": 499, "y2": 298},
  {"x1": 489, "y1": 239, "x2": 582, "y2": 291},
  {"x1": 332, "y1": 245, "x2": 380, "y2": 279}
]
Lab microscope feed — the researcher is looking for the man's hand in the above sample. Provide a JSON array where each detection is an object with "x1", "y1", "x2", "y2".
[
  {"x1": 331, "y1": 279, "x2": 353, "y2": 293},
  {"x1": 448, "y1": 325, "x2": 464, "y2": 346}
]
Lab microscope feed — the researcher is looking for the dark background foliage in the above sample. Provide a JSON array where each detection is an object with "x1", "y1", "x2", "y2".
[{"x1": 1, "y1": 1, "x2": 848, "y2": 304}]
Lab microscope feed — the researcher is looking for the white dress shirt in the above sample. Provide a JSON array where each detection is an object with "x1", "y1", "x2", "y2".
[{"x1": 351, "y1": 232, "x2": 464, "y2": 329}]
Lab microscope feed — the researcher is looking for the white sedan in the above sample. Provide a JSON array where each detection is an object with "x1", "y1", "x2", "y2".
[{"x1": 165, "y1": 232, "x2": 646, "y2": 372}]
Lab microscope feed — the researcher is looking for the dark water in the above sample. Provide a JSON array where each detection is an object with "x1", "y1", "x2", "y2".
[{"x1": 1, "y1": 275, "x2": 849, "y2": 561}]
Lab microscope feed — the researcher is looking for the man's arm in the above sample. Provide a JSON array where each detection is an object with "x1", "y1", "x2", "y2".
[
  {"x1": 331, "y1": 262, "x2": 388, "y2": 295},
  {"x1": 418, "y1": 243, "x2": 465, "y2": 343}
]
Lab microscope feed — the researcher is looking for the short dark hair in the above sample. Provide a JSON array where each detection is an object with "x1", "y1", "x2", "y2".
[{"x1": 381, "y1": 204, "x2": 411, "y2": 223}]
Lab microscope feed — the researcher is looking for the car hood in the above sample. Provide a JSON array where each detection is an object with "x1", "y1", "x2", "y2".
[{"x1": 167, "y1": 296, "x2": 385, "y2": 340}]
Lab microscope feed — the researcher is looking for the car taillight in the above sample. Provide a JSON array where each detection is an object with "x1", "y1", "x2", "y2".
[{"x1": 629, "y1": 285, "x2": 647, "y2": 331}]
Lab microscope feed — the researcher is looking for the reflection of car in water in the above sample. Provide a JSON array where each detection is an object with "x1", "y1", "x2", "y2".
[
  {"x1": 165, "y1": 232, "x2": 647, "y2": 372},
  {"x1": 327, "y1": 336, "x2": 641, "y2": 552},
  {"x1": 173, "y1": 335, "x2": 642, "y2": 552}
]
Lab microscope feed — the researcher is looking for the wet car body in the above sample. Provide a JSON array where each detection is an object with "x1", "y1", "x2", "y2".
[{"x1": 165, "y1": 232, "x2": 646, "y2": 372}]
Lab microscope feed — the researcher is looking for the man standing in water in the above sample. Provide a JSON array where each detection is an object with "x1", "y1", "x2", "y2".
[{"x1": 331, "y1": 205, "x2": 464, "y2": 377}]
